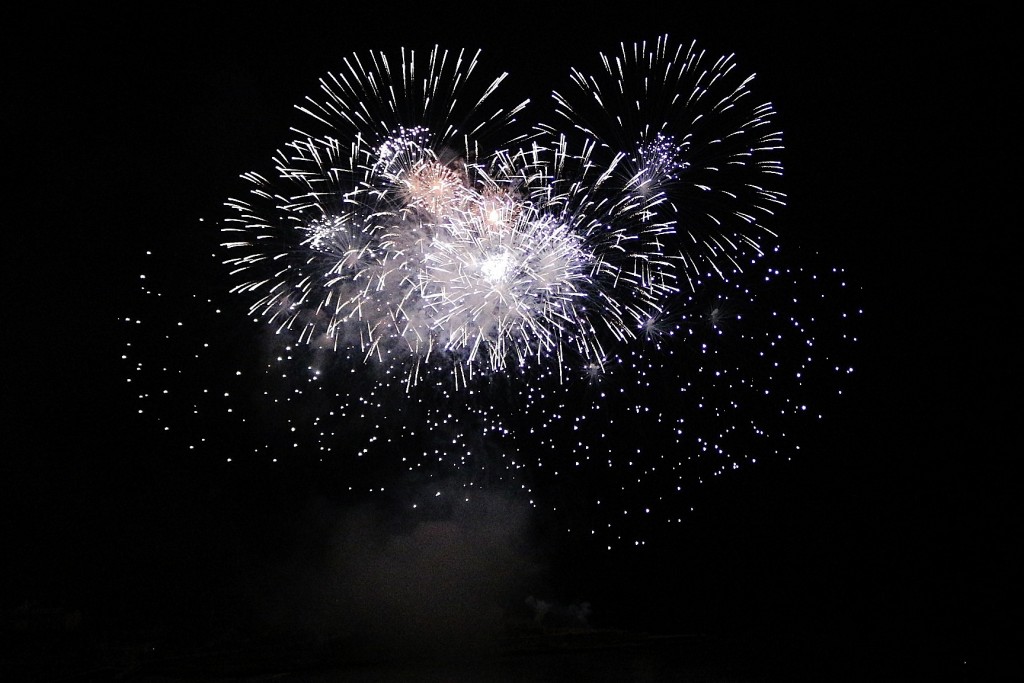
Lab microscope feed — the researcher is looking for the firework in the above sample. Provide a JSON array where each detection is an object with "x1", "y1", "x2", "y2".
[
  {"x1": 220, "y1": 37, "x2": 786, "y2": 385},
  {"x1": 124, "y1": 37, "x2": 861, "y2": 548},
  {"x1": 548, "y1": 35, "x2": 787, "y2": 280}
]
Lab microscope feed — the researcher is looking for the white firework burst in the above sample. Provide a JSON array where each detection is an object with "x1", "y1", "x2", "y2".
[
  {"x1": 124, "y1": 36, "x2": 863, "y2": 549},
  {"x1": 218, "y1": 37, "x2": 795, "y2": 392},
  {"x1": 549, "y1": 35, "x2": 787, "y2": 280}
]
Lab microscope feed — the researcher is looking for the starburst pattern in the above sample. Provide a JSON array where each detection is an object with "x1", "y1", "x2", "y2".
[{"x1": 123, "y1": 37, "x2": 861, "y2": 548}]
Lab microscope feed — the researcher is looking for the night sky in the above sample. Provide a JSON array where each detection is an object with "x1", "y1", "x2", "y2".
[{"x1": 5, "y1": 5, "x2": 1010, "y2": 680}]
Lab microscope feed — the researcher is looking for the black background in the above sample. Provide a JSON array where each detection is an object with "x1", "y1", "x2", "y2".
[{"x1": 5, "y1": 3, "x2": 1011, "y2": 679}]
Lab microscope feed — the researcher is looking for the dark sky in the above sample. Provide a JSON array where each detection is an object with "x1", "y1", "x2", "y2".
[{"x1": 5, "y1": 3, "x2": 1008, "y2": 677}]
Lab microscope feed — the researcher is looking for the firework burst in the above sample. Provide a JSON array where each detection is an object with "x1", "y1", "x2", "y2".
[
  {"x1": 221, "y1": 37, "x2": 788, "y2": 385},
  {"x1": 549, "y1": 35, "x2": 787, "y2": 279},
  {"x1": 124, "y1": 36, "x2": 861, "y2": 548}
]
